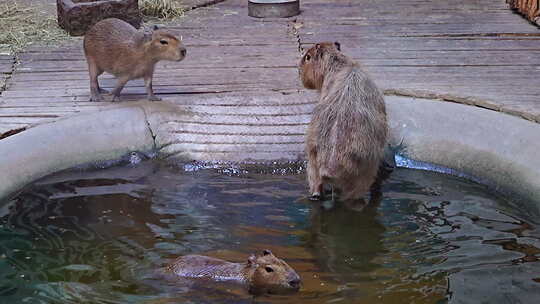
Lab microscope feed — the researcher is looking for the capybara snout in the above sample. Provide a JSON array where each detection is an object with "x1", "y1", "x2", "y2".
[{"x1": 151, "y1": 30, "x2": 186, "y2": 62}]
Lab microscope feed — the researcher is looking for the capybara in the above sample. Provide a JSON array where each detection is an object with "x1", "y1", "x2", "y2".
[
  {"x1": 83, "y1": 18, "x2": 186, "y2": 102},
  {"x1": 298, "y1": 42, "x2": 388, "y2": 201},
  {"x1": 164, "y1": 249, "x2": 301, "y2": 294}
]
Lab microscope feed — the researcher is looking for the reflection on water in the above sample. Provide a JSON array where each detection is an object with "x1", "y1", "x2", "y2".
[{"x1": 0, "y1": 160, "x2": 539, "y2": 303}]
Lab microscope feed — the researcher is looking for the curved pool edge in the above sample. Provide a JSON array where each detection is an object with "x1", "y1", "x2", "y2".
[
  {"x1": 0, "y1": 105, "x2": 156, "y2": 202},
  {"x1": 0, "y1": 96, "x2": 539, "y2": 208},
  {"x1": 386, "y1": 95, "x2": 540, "y2": 207}
]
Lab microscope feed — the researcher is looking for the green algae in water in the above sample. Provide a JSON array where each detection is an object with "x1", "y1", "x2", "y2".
[{"x1": 1, "y1": 160, "x2": 539, "y2": 303}]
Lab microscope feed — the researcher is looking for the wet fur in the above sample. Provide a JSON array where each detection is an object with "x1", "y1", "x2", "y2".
[
  {"x1": 83, "y1": 18, "x2": 186, "y2": 102},
  {"x1": 165, "y1": 250, "x2": 301, "y2": 295},
  {"x1": 299, "y1": 42, "x2": 388, "y2": 201}
]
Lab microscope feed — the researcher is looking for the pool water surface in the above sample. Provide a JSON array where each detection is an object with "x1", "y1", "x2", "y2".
[{"x1": 1, "y1": 160, "x2": 539, "y2": 303}]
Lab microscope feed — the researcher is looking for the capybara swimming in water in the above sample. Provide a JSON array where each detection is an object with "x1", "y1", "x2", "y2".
[
  {"x1": 83, "y1": 18, "x2": 186, "y2": 102},
  {"x1": 164, "y1": 249, "x2": 301, "y2": 295},
  {"x1": 298, "y1": 42, "x2": 388, "y2": 201}
]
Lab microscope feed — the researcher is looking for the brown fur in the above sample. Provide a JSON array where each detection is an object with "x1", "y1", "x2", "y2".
[
  {"x1": 165, "y1": 249, "x2": 300, "y2": 295},
  {"x1": 83, "y1": 18, "x2": 186, "y2": 102},
  {"x1": 299, "y1": 42, "x2": 388, "y2": 201}
]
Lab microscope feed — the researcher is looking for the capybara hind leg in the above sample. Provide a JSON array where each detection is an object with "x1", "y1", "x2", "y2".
[
  {"x1": 307, "y1": 160, "x2": 323, "y2": 200},
  {"x1": 371, "y1": 158, "x2": 394, "y2": 192},
  {"x1": 344, "y1": 197, "x2": 369, "y2": 212},
  {"x1": 340, "y1": 180, "x2": 367, "y2": 202},
  {"x1": 87, "y1": 58, "x2": 104, "y2": 102},
  {"x1": 111, "y1": 77, "x2": 130, "y2": 102}
]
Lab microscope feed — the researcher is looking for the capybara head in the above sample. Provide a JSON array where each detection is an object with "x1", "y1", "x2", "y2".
[
  {"x1": 298, "y1": 41, "x2": 343, "y2": 90},
  {"x1": 245, "y1": 249, "x2": 301, "y2": 294},
  {"x1": 149, "y1": 28, "x2": 186, "y2": 62}
]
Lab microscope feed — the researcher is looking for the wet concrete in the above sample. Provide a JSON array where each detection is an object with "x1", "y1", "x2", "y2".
[{"x1": 1, "y1": 95, "x2": 540, "y2": 207}]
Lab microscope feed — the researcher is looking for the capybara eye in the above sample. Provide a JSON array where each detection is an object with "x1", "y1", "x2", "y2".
[
  {"x1": 305, "y1": 54, "x2": 311, "y2": 61},
  {"x1": 160, "y1": 40, "x2": 168, "y2": 45},
  {"x1": 265, "y1": 267, "x2": 274, "y2": 273}
]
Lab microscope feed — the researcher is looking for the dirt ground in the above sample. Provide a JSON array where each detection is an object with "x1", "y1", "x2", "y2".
[{"x1": 0, "y1": 0, "x2": 69, "y2": 55}]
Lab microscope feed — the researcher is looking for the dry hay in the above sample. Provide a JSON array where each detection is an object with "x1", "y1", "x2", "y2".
[
  {"x1": 0, "y1": 0, "x2": 187, "y2": 55},
  {"x1": 140, "y1": 0, "x2": 186, "y2": 20},
  {"x1": 0, "y1": 1, "x2": 70, "y2": 55}
]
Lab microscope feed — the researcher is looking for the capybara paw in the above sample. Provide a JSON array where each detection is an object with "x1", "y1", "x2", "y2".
[
  {"x1": 148, "y1": 95, "x2": 162, "y2": 101},
  {"x1": 89, "y1": 95, "x2": 103, "y2": 102},
  {"x1": 310, "y1": 192, "x2": 322, "y2": 201},
  {"x1": 111, "y1": 95, "x2": 121, "y2": 102}
]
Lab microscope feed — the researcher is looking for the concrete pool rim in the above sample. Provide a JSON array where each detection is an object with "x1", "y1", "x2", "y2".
[{"x1": 0, "y1": 96, "x2": 539, "y2": 210}]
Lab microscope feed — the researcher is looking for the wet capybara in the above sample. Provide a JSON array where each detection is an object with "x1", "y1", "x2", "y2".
[
  {"x1": 83, "y1": 18, "x2": 186, "y2": 102},
  {"x1": 164, "y1": 249, "x2": 301, "y2": 294},
  {"x1": 298, "y1": 42, "x2": 388, "y2": 201}
]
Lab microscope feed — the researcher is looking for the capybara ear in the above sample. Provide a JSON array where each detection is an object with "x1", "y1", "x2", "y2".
[
  {"x1": 334, "y1": 41, "x2": 341, "y2": 51},
  {"x1": 262, "y1": 249, "x2": 272, "y2": 256},
  {"x1": 315, "y1": 43, "x2": 321, "y2": 49},
  {"x1": 247, "y1": 254, "x2": 257, "y2": 266}
]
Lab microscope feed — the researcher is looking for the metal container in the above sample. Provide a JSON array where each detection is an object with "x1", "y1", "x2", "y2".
[{"x1": 248, "y1": 0, "x2": 300, "y2": 18}]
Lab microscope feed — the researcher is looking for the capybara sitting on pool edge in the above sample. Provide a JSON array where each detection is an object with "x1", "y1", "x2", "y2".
[
  {"x1": 298, "y1": 42, "x2": 388, "y2": 201},
  {"x1": 163, "y1": 249, "x2": 301, "y2": 295}
]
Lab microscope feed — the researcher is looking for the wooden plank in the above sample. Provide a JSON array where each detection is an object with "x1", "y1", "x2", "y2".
[
  {"x1": 18, "y1": 50, "x2": 540, "y2": 68},
  {"x1": 18, "y1": 47, "x2": 299, "y2": 63},
  {"x1": 0, "y1": 83, "x2": 299, "y2": 98},
  {"x1": 8, "y1": 67, "x2": 298, "y2": 83}
]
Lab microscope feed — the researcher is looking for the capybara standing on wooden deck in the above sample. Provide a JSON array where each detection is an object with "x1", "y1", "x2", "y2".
[
  {"x1": 299, "y1": 42, "x2": 388, "y2": 201},
  {"x1": 83, "y1": 18, "x2": 186, "y2": 102}
]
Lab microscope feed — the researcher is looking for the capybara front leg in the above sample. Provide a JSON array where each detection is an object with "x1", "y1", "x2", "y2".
[
  {"x1": 111, "y1": 77, "x2": 129, "y2": 102},
  {"x1": 144, "y1": 75, "x2": 161, "y2": 101}
]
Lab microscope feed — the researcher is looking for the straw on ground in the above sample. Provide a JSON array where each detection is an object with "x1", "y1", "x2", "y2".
[
  {"x1": 0, "y1": 1, "x2": 70, "y2": 55},
  {"x1": 140, "y1": 0, "x2": 186, "y2": 20}
]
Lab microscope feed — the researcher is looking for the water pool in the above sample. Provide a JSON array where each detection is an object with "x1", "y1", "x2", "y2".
[{"x1": 1, "y1": 160, "x2": 539, "y2": 303}]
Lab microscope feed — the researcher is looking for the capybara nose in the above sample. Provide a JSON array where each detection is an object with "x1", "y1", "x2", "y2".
[
  {"x1": 288, "y1": 278, "x2": 300, "y2": 288},
  {"x1": 180, "y1": 48, "x2": 187, "y2": 57}
]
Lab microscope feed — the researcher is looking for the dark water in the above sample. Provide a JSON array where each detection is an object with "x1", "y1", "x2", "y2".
[{"x1": 1, "y1": 160, "x2": 539, "y2": 304}]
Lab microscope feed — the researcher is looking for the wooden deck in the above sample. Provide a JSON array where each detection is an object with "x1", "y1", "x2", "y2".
[
  {"x1": 0, "y1": 0, "x2": 539, "y2": 158},
  {"x1": 298, "y1": 0, "x2": 540, "y2": 120}
]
